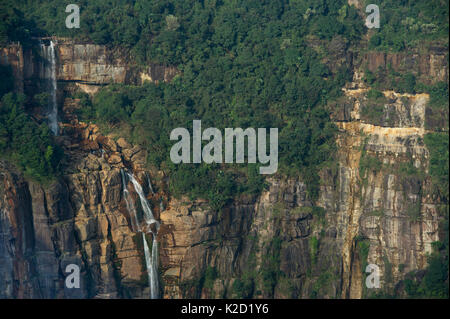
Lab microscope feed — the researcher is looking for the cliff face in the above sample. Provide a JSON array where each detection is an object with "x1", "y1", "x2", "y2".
[
  {"x1": 157, "y1": 50, "x2": 447, "y2": 298},
  {"x1": 158, "y1": 89, "x2": 441, "y2": 298},
  {"x1": 361, "y1": 49, "x2": 448, "y2": 85},
  {"x1": 56, "y1": 39, "x2": 178, "y2": 86},
  {"x1": 0, "y1": 44, "x2": 24, "y2": 92},
  {"x1": 0, "y1": 39, "x2": 178, "y2": 96},
  {"x1": 0, "y1": 122, "x2": 159, "y2": 298},
  {"x1": 0, "y1": 39, "x2": 448, "y2": 299}
]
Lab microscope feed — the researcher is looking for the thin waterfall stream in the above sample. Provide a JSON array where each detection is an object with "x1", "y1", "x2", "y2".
[
  {"x1": 120, "y1": 169, "x2": 160, "y2": 299},
  {"x1": 121, "y1": 169, "x2": 140, "y2": 233},
  {"x1": 146, "y1": 172, "x2": 155, "y2": 194},
  {"x1": 40, "y1": 40, "x2": 58, "y2": 135}
]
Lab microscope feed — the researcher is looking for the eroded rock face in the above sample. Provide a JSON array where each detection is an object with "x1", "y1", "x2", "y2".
[
  {"x1": 361, "y1": 50, "x2": 448, "y2": 84},
  {"x1": 0, "y1": 39, "x2": 447, "y2": 299},
  {"x1": 158, "y1": 130, "x2": 440, "y2": 299},
  {"x1": 0, "y1": 44, "x2": 24, "y2": 92},
  {"x1": 0, "y1": 104, "x2": 444, "y2": 299},
  {"x1": 0, "y1": 39, "x2": 179, "y2": 95},
  {"x1": 55, "y1": 39, "x2": 178, "y2": 86},
  {"x1": 0, "y1": 163, "x2": 86, "y2": 298},
  {"x1": 57, "y1": 43, "x2": 129, "y2": 84},
  {"x1": 158, "y1": 70, "x2": 445, "y2": 299},
  {"x1": 0, "y1": 125, "x2": 157, "y2": 298}
]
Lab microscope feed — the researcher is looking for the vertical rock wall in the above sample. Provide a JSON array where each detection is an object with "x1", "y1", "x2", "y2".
[{"x1": 0, "y1": 38, "x2": 447, "y2": 298}]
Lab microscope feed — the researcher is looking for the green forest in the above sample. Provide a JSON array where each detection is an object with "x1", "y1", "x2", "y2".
[
  {"x1": 60, "y1": 0, "x2": 370, "y2": 206},
  {"x1": 0, "y1": 65, "x2": 62, "y2": 183},
  {"x1": 1, "y1": 1, "x2": 447, "y2": 198},
  {"x1": 0, "y1": 1, "x2": 448, "y2": 210}
]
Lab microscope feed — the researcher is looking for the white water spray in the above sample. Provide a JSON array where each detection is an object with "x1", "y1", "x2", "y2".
[
  {"x1": 121, "y1": 169, "x2": 160, "y2": 299},
  {"x1": 127, "y1": 173, "x2": 158, "y2": 228},
  {"x1": 120, "y1": 170, "x2": 140, "y2": 232},
  {"x1": 150, "y1": 236, "x2": 159, "y2": 297},
  {"x1": 146, "y1": 172, "x2": 155, "y2": 194},
  {"x1": 142, "y1": 233, "x2": 159, "y2": 299},
  {"x1": 40, "y1": 40, "x2": 58, "y2": 135}
]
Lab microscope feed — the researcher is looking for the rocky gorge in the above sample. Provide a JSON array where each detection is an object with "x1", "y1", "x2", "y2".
[{"x1": 0, "y1": 35, "x2": 448, "y2": 299}]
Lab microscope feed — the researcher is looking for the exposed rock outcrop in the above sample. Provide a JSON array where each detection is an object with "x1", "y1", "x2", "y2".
[
  {"x1": 0, "y1": 126, "x2": 158, "y2": 298},
  {"x1": 0, "y1": 44, "x2": 24, "y2": 92},
  {"x1": 0, "y1": 38, "x2": 447, "y2": 299},
  {"x1": 361, "y1": 50, "x2": 448, "y2": 84},
  {"x1": 158, "y1": 99, "x2": 441, "y2": 298},
  {"x1": 0, "y1": 39, "x2": 179, "y2": 96}
]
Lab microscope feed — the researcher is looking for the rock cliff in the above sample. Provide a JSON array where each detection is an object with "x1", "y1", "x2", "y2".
[
  {"x1": 0, "y1": 38, "x2": 448, "y2": 299},
  {"x1": 0, "y1": 122, "x2": 161, "y2": 298},
  {"x1": 158, "y1": 89, "x2": 442, "y2": 298},
  {"x1": 0, "y1": 39, "x2": 178, "y2": 96}
]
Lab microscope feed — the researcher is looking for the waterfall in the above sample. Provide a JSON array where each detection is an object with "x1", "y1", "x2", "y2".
[
  {"x1": 40, "y1": 40, "x2": 58, "y2": 135},
  {"x1": 142, "y1": 233, "x2": 159, "y2": 299},
  {"x1": 120, "y1": 170, "x2": 140, "y2": 232},
  {"x1": 120, "y1": 169, "x2": 159, "y2": 299},
  {"x1": 142, "y1": 233, "x2": 152, "y2": 295},
  {"x1": 150, "y1": 237, "x2": 159, "y2": 298},
  {"x1": 146, "y1": 172, "x2": 155, "y2": 194},
  {"x1": 127, "y1": 173, "x2": 158, "y2": 228}
]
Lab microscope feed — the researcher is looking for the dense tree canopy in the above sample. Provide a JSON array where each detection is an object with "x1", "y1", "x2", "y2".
[
  {"x1": 69, "y1": 0, "x2": 365, "y2": 205},
  {"x1": 0, "y1": 91, "x2": 62, "y2": 183},
  {"x1": 2, "y1": 0, "x2": 447, "y2": 203}
]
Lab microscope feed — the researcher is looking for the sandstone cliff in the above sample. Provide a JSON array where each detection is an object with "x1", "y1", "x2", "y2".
[
  {"x1": 158, "y1": 89, "x2": 442, "y2": 298},
  {"x1": 0, "y1": 39, "x2": 178, "y2": 96},
  {"x1": 0, "y1": 38, "x2": 448, "y2": 299},
  {"x1": 0, "y1": 122, "x2": 163, "y2": 298}
]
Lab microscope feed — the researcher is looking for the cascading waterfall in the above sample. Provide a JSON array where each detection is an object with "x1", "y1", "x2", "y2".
[
  {"x1": 142, "y1": 233, "x2": 153, "y2": 296},
  {"x1": 120, "y1": 170, "x2": 140, "y2": 232},
  {"x1": 142, "y1": 233, "x2": 159, "y2": 299},
  {"x1": 146, "y1": 173, "x2": 155, "y2": 194},
  {"x1": 150, "y1": 236, "x2": 159, "y2": 297},
  {"x1": 40, "y1": 40, "x2": 58, "y2": 135},
  {"x1": 120, "y1": 169, "x2": 160, "y2": 299},
  {"x1": 127, "y1": 173, "x2": 158, "y2": 227}
]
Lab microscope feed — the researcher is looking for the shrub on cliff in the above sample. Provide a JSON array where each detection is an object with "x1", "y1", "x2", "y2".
[{"x1": 0, "y1": 93, "x2": 62, "y2": 183}]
